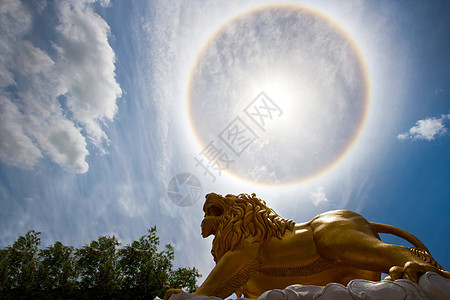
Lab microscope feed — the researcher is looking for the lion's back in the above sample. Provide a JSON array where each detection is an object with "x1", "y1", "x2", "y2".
[
  {"x1": 309, "y1": 210, "x2": 379, "y2": 256},
  {"x1": 310, "y1": 210, "x2": 372, "y2": 232}
]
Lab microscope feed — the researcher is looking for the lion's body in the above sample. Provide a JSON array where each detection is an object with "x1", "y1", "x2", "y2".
[
  {"x1": 243, "y1": 221, "x2": 381, "y2": 298},
  {"x1": 164, "y1": 193, "x2": 449, "y2": 300},
  {"x1": 231, "y1": 210, "x2": 384, "y2": 298}
]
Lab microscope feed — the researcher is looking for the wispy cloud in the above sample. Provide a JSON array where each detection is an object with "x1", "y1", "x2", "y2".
[
  {"x1": 0, "y1": 0, "x2": 121, "y2": 173},
  {"x1": 397, "y1": 114, "x2": 449, "y2": 141},
  {"x1": 310, "y1": 186, "x2": 329, "y2": 206}
]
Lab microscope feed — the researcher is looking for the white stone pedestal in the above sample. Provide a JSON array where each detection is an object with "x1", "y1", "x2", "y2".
[{"x1": 169, "y1": 272, "x2": 450, "y2": 300}]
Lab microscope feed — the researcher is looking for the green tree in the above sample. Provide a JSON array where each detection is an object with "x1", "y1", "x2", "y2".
[
  {"x1": 118, "y1": 226, "x2": 200, "y2": 299},
  {"x1": 119, "y1": 227, "x2": 158, "y2": 299},
  {"x1": 38, "y1": 241, "x2": 78, "y2": 298},
  {"x1": 0, "y1": 228, "x2": 201, "y2": 299},
  {"x1": 168, "y1": 267, "x2": 200, "y2": 295},
  {"x1": 0, "y1": 230, "x2": 41, "y2": 299},
  {"x1": 75, "y1": 236, "x2": 122, "y2": 299},
  {"x1": 0, "y1": 247, "x2": 9, "y2": 297}
]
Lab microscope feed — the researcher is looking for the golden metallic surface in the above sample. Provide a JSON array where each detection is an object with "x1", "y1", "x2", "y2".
[{"x1": 165, "y1": 193, "x2": 450, "y2": 299}]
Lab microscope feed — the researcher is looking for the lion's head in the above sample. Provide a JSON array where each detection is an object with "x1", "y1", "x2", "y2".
[{"x1": 201, "y1": 193, "x2": 295, "y2": 262}]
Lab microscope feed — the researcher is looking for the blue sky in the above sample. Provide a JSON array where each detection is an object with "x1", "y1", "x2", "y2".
[{"x1": 0, "y1": 0, "x2": 449, "y2": 283}]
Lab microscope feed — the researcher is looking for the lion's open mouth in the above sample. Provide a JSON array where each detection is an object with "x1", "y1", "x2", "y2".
[{"x1": 201, "y1": 217, "x2": 219, "y2": 237}]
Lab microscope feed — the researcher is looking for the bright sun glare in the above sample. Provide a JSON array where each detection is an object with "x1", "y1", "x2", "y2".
[{"x1": 248, "y1": 72, "x2": 318, "y2": 134}]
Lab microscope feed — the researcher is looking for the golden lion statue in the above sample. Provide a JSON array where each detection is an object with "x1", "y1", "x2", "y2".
[{"x1": 165, "y1": 193, "x2": 449, "y2": 299}]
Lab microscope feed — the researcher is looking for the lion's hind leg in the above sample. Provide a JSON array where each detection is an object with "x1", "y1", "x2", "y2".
[
  {"x1": 311, "y1": 210, "x2": 433, "y2": 282},
  {"x1": 315, "y1": 228, "x2": 420, "y2": 277}
]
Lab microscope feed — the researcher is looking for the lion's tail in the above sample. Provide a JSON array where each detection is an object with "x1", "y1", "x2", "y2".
[
  {"x1": 370, "y1": 222, "x2": 429, "y2": 252},
  {"x1": 371, "y1": 222, "x2": 448, "y2": 276}
]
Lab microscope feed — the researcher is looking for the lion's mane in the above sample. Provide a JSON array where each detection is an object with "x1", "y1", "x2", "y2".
[{"x1": 211, "y1": 193, "x2": 295, "y2": 262}]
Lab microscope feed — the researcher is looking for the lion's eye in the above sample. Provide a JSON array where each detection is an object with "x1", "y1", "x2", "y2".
[{"x1": 209, "y1": 205, "x2": 223, "y2": 216}]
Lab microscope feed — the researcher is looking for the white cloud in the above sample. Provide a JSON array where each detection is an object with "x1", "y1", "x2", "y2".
[
  {"x1": 57, "y1": 0, "x2": 122, "y2": 149},
  {"x1": 98, "y1": 0, "x2": 112, "y2": 7},
  {"x1": 35, "y1": 118, "x2": 89, "y2": 173},
  {"x1": 397, "y1": 114, "x2": 449, "y2": 141},
  {"x1": 310, "y1": 186, "x2": 329, "y2": 206},
  {"x1": 0, "y1": 96, "x2": 43, "y2": 169},
  {"x1": 15, "y1": 41, "x2": 55, "y2": 75},
  {"x1": 23, "y1": 197, "x2": 34, "y2": 203},
  {"x1": 0, "y1": 0, "x2": 32, "y2": 88},
  {"x1": 434, "y1": 88, "x2": 445, "y2": 96},
  {"x1": 0, "y1": 0, "x2": 121, "y2": 173}
]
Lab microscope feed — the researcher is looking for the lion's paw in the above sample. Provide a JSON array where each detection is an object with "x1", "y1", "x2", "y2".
[{"x1": 385, "y1": 261, "x2": 436, "y2": 282}]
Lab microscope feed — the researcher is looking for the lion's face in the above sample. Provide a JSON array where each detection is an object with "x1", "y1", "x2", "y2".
[
  {"x1": 201, "y1": 193, "x2": 235, "y2": 238},
  {"x1": 200, "y1": 192, "x2": 295, "y2": 263}
]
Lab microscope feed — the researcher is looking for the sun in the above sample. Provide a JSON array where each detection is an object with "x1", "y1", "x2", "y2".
[
  {"x1": 246, "y1": 69, "x2": 321, "y2": 135},
  {"x1": 256, "y1": 78, "x2": 295, "y2": 117}
]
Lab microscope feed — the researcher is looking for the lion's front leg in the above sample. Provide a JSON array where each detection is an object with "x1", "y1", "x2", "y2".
[{"x1": 194, "y1": 239, "x2": 261, "y2": 299}]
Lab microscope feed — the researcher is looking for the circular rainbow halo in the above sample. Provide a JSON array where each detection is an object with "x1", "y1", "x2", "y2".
[{"x1": 188, "y1": 5, "x2": 370, "y2": 186}]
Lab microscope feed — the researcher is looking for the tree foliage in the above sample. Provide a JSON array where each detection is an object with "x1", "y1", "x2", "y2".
[{"x1": 0, "y1": 227, "x2": 200, "y2": 299}]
